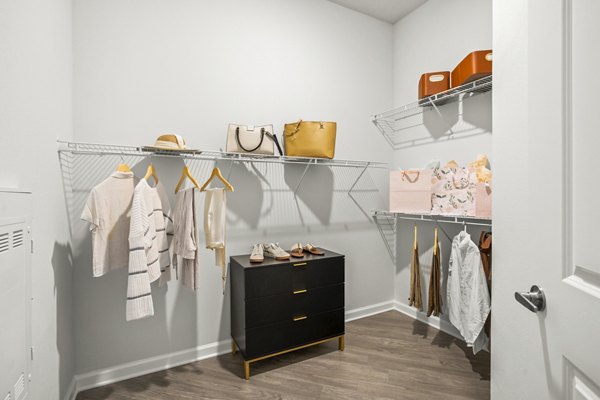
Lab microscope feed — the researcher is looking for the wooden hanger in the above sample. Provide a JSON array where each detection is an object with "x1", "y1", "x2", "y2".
[
  {"x1": 433, "y1": 227, "x2": 438, "y2": 256},
  {"x1": 116, "y1": 163, "x2": 131, "y2": 172},
  {"x1": 116, "y1": 155, "x2": 132, "y2": 173},
  {"x1": 200, "y1": 167, "x2": 234, "y2": 192},
  {"x1": 175, "y1": 165, "x2": 200, "y2": 193},
  {"x1": 144, "y1": 164, "x2": 159, "y2": 185}
]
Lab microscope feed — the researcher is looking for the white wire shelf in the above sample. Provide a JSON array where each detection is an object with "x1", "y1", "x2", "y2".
[
  {"x1": 57, "y1": 140, "x2": 388, "y2": 169},
  {"x1": 57, "y1": 140, "x2": 388, "y2": 219},
  {"x1": 371, "y1": 210, "x2": 491, "y2": 263},
  {"x1": 371, "y1": 75, "x2": 492, "y2": 145},
  {"x1": 372, "y1": 210, "x2": 492, "y2": 227}
]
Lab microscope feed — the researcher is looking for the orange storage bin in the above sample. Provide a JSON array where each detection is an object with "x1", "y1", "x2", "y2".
[
  {"x1": 451, "y1": 50, "x2": 492, "y2": 88},
  {"x1": 418, "y1": 71, "x2": 450, "y2": 99}
]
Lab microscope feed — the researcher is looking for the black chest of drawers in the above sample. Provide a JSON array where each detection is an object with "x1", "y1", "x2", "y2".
[{"x1": 230, "y1": 249, "x2": 345, "y2": 379}]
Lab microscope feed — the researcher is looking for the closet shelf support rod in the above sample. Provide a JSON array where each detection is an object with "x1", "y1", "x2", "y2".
[
  {"x1": 394, "y1": 215, "x2": 492, "y2": 227},
  {"x1": 347, "y1": 163, "x2": 370, "y2": 196},
  {"x1": 428, "y1": 98, "x2": 455, "y2": 137},
  {"x1": 293, "y1": 160, "x2": 315, "y2": 195}
]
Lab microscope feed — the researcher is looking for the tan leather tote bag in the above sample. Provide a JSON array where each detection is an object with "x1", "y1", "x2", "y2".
[{"x1": 283, "y1": 120, "x2": 336, "y2": 159}]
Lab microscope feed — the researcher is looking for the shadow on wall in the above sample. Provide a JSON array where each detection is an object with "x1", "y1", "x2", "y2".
[
  {"x1": 423, "y1": 100, "x2": 459, "y2": 139},
  {"x1": 220, "y1": 160, "x2": 266, "y2": 229},
  {"x1": 463, "y1": 91, "x2": 492, "y2": 132},
  {"x1": 284, "y1": 164, "x2": 334, "y2": 226},
  {"x1": 52, "y1": 241, "x2": 74, "y2": 400},
  {"x1": 389, "y1": 93, "x2": 492, "y2": 150}
]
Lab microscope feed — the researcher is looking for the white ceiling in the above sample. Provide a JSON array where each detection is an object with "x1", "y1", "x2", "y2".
[{"x1": 326, "y1": 0, "x2": 428, "y2": 24}]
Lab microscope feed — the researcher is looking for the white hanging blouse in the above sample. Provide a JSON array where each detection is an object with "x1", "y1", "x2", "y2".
[{"x1": 447, "y1": 231, "x2": 491, "y2": 354}]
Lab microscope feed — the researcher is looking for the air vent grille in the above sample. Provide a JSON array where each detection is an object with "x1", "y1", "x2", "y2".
[
  {"x1": 13, "y1": 373, "x2": 24, "y2": 400},
  {"x1": 3, "y1": 391, "x2": 11, "y2": 400},
  {"x1": 12, "y1": 230, "x2": 23, "y2": 248},
  {"x1": 0, "y1": 232, "x2": 8, "y2": 253}
]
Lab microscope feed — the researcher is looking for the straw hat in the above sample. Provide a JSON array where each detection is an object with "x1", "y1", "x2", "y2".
[{"x1": 144, "y1": 134, "x2": 197, "y2": 152}]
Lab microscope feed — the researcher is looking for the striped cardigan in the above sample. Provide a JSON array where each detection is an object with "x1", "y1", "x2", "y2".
[{"x1": 126, "y1": 179, "x2": 173, "y2": 321}]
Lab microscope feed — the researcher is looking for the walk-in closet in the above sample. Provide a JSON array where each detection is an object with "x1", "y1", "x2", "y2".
[{"x1": 2, "y1": 0, "x2": 599, "y2": 399}]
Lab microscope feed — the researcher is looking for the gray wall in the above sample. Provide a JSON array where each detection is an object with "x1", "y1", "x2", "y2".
[
  {"x1": 0, "y1": 0, "x2": 74, "y2": 399},
  {"x1": 391, "y1": 0, "x2": 492, "y2": 327},
  {"x1": 72, "y1": 0, "x2": 395, "y2": 376}
]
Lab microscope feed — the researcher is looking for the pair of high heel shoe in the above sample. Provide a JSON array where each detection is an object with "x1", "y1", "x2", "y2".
[{"x1": 249, "y1": 242, "x2": 325, "y2": 263}]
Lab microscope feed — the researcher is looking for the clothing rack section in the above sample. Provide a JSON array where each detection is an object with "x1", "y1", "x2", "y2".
[
  {"x1": 371, "y1": 210, "x2": 492, "y2": 263},
  {"x1": 371, "y1": 211, "x2": 492, "y2": 227},
  {"x1": 371, "y1": 76, "x2": 492, "y2": 149},
  {"x1": 57, "y1": 139, "x2": 386, "y2": 197},
  {"x1": 57, "y1": 139, "x2": 388, "y2": 228}
]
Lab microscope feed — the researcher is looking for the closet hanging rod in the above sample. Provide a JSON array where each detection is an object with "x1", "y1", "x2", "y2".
[
  {"x1": 396, "y1": 215, "x2": 492, "y2": 227},
  {"x1": 57, "y1": 140, "x2": 388, "y2": 169},
  {"x1": 372, "y1": 211, "x2": 492, "y2": 228}
]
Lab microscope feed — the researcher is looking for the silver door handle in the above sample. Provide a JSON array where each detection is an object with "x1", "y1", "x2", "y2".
[{"x1": 514, "y1": 285, "x2": 546, "y2": 313}]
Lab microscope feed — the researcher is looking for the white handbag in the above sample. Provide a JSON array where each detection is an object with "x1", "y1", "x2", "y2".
[{"x1": 226, "y1": 124, "x2": 282, "y2": 155}]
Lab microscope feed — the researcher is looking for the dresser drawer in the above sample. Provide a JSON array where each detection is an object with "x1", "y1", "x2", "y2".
[
  {"x1": 245, "y1": 308, "x2": 344, "y2": 359},
  {"x1": 292, "y1": 257, "x2": 344, "y2": 292},
  {"x1": 244, "y1": 264, "x2": 292, "y2": 299},
  {"x1": 245, "y1": 284, "x2": 344, "y2": 329}
]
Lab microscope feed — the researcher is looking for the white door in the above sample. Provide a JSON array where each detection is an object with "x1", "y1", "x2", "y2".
[{"x1": 493, "y1": 0, "x2": 600, "y2": 399}]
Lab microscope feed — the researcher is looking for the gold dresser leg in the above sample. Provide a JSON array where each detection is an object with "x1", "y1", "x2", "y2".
[
  {"x1": 243, "y1": 361, "x2": 250, "y2": 380},
  {"x1": 231, "y1": 340, "x2": 237, "y2": 355},
  {"x1": 339, "y1": 335, "x2": 345, "y2": 351}
]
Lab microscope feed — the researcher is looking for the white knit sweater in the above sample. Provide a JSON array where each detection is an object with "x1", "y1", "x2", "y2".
[{"x1": 126, "y1": 179, "x2": 173, "y2": 321}]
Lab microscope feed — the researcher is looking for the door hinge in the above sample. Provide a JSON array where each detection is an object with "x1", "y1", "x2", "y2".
[
  {"x1": 30, "y1": 347, "x2": 34, "y2": 360},
  {"x1": 30, "y1": 239, "x2": 34, "y2": 254}
]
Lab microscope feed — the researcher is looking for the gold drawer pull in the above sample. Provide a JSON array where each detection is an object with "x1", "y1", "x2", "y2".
[
  {"x1": 293, "y1": 262, "x2": 307, "y2": 267},
  {"x1": 293, "y1": 289, "x2": 307, "y2": 295},
  {"x1": 293, "y1": 315, "x2": 308, "y2": 322}
]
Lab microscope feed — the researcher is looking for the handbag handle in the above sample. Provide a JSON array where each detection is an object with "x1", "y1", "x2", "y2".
[
  {"x1": 266, "y1": 132, "x2": 283, "y2": 155},
  {"x1": 287, "y1": 120, "x2": 326, "y2": 137},
  {"x1": 402, "y1": 170, "x2": 421, "y2": 183},
  {"x1": 235, "y1": 126, "x2": 266, "y2": 152}
]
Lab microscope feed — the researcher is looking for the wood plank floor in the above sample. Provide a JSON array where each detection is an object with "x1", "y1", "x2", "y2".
[{"x1": 77, "y1": 311, "x2": 490, "y2": 400}]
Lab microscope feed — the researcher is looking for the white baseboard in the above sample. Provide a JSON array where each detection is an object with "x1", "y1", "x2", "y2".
[
  {"x1": 393, "y1": 300, "x2": 463, "y2": 341},
  {"x1": 345, "y1": 300, "x2": 395, "y2": 322},
  {"x1": 70, "y1": 338, "x2": 232, "y2": 398},
  {"x1": 66, "y1": 302, "x2": 395, "y2": 399},
  {"x1": 63, "y1": 377, "x2": 77, "y2": 400}
]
